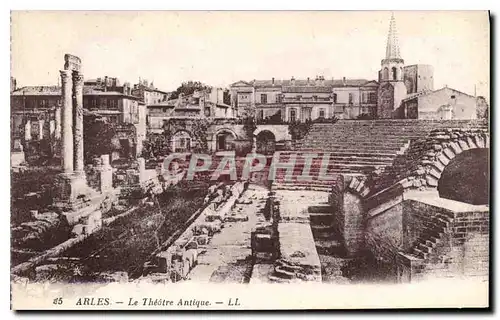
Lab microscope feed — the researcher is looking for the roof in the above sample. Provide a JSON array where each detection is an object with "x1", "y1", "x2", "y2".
[
  {"x1": 402, "y1": 87, "x2": 475, "y2": 102},
  {"x1": 12, "y1": 85, "x2": 140, "y2": 100},
  {"x1": 231, "y1": 78, "x2": 375, "y2": 89},
  {"x1": 282, "y1": 86, "x2": 332, "y2": 93},
  {"x1": 11, "y1": 86, "x2": 61, "y2": 96}
]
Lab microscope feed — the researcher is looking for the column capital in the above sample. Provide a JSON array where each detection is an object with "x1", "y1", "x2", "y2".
[
  {"x1": 72, "y1": 71, "x2": 84, "y2": 85},
  {"x1": 60, "y1": 69, "x2": 71, "y2": 80}
]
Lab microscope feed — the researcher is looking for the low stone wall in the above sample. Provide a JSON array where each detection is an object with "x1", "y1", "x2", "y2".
[
  {"x1": 141, "y1": 181, "x2": 246, "y2": 282},
  {"x1": 365, "y1": 193, "x2": 489, "y2": 283}
]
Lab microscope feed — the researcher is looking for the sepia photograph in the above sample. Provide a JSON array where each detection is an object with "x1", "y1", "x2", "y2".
[{"x1": 9, "y1": 10, "x2": 490, "y2": 310}]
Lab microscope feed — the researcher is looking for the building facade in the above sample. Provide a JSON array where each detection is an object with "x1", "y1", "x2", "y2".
[
  {"x1": 230, "y1": 77, "x2": 380, "y2": 121},
  {"x1": 131, "y1": 79, "x2": 170, "y2": 105},
  {"x1": 230, "y1": 13, "x2": 481, "y2": 121},
  {"x1": 11, "y1": 78, "x2": 148, "y2": 162},
  {"x1": 147, "y1": 87, "x2": 235, "y2": 133}
]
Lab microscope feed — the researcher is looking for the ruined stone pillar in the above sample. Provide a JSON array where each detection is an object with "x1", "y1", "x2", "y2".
[
  {"x1": 136, "y1": 157, "x2": 146, "y2": 183},
  {"x1": 72, "y1": 71, "x2": 85, "y2": 173},
  {"x1": 24, "y1": 119, "x2": 31, "y2": 141},
  {"x1": 54, "y1": 107, "x2": 61, "y2": 139},
  {"x1": 60, "y1": 70, "x2": 73, "y2": 173},
  {"x1": 99, "y1": 154, "x2": 113, "y2": 192},
  {"x1": 38, "y1": 120, "x2": 44, "y2": 140},
  {"x1": 252, "y1": 135, "x2": 257, "y2": 153}
]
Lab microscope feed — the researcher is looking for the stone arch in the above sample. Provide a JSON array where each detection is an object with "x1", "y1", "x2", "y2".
[
  {"x1": 254, "y1": 126, "x2": 281, "y2": 139},
  {"x1": 424, "y1": 133, "x2": 489, "y2": 191},
  {"x1": 171, "y1": 130, "x2": 193, "y2": 152},
  {"x1": 213, "y1": 128, "x2": 238, "y2": 151},
  {"x1": 437, "y1": 148, "x2": 489, "y2": 205},
  {"x1": 255, "y1": 130, "x2": 276, "y2": 155}
]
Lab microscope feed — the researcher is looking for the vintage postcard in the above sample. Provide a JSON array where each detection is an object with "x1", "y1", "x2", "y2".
[{"x1": 10, "y1": 10, "x2": 490, "y2": 310}]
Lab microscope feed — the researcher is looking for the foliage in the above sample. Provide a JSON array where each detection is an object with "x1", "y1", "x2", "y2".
[
  {"x1": 355, "y1": 113, "x2": 377, "y2": 120},
  {"x1": 312, "y1": 115, "x2": 340, "y2": 124},
  {"x1": 141, "y1": 133, "x2": 170, "y2": 159},
  {"x1": 83, "y1": 116, "x2": 119, "y2": 163},
  {"x1": 476, "y1": 96, "x2": 489, "y2": 120},
  {"x1": 191, "y1": 119, "x2": 210, "y2": 153},
  {"x1": 169, "y1": 81, "x2": 212, "y2": 100},
  {"x1": 288, "y1": 120, "x2": 313, "y2": 141}
]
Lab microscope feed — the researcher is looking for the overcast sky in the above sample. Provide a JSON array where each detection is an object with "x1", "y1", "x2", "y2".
[{"x1": 11, "y1": 11, "x2": 489, "y2": 99}]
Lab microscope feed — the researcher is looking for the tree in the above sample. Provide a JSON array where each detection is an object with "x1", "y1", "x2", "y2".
[
  {"x1": 169, "y1": 81, "x2": 212, "y2": 100},
  {"x1": 476, "y1": 96, "x2": 489, "y2": 120},
  {"x1": 83, "y1": 115, "x2": 119, "y2": 163}
]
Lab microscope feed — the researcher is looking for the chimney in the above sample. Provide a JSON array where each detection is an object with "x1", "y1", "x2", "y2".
[
  {"x1": 291, "y1": 76, "x2": 295, "y2": 86},
  {"x1": 272, "y1": 77, "x2": 275, "y2": 85},
  {"x1": 343, "y1": 77, "x2": 346, "y2": 86},
  {"x1": 307, "y1": 77, "x2": 310, "y2": 85}
]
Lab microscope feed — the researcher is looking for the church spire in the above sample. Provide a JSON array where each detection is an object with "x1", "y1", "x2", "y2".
[{"x1": 385, "y1": 12, "x2": 401, "y2": 60}]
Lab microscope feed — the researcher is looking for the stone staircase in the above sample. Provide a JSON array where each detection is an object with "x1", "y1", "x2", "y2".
[
  {"x1": 408, "y1": 211, "x2": 454, "y2": 260},
  {"x1": 272, "y1": 120, "x2": 487, "y2": 191},
  {"x1": 308, "y1": 205, "x2": 344, "y2": 256}
]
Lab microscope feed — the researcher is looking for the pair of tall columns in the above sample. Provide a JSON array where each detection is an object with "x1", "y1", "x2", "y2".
[{"x1": 60, "y1": 69, "x2": 84, "y2": 174}]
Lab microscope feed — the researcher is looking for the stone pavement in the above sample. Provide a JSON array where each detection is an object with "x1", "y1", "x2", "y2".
[{"x1": 187, "y1": 185, "x2": 269, "y2": 283}]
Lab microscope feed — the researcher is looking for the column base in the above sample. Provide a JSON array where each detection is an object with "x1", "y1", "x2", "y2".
[{"x1": 53, "y1": 171, "x2": 96, "y2": 211}]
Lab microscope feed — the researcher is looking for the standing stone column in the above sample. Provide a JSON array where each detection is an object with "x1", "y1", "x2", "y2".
[
  {"x1": 72, "y1": 71, "x2": 85, "y2": 173},
  {"x1": 60, "y1": 70, "x2": 73, "y2": 173},
  {"x1": 24, "y1": 119, "x2": 31, "y2": 141},
  {"x1": 54, "y1": 107, "x2": 61, "y2": 139}
]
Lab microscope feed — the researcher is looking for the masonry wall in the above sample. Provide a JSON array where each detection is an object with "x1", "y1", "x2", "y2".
[
  {"x1": 402, "y1": 200, "x2": 442, "y2": 251},
  {"x1": 343, "y1": 192, "x2": 365, "y2": 256},
  {"x1": 365, "y1": 201, "x2": 404, "y2": 274},
  {"x1": 417, "y1": 210, "x2": 489, "y2": 281}
]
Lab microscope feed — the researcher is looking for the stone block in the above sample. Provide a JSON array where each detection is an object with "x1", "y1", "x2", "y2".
[
  {"x1": 101, "y1": 154, "x2": 110, "y2": 167},
  {"x1": 442, "y1": 148, "x2": 455, "y2": 160},
  {"x1": 449, "y1": 142, "x2": 462, "y2": 155},
  {"x1": 428, "y1": 168, "x2": 442, "y2": 180},
  {"x1": 474, "y1": 135, "x2": 486, "y2": 148},
  {"x1": 437, "y1": 154, "x2": 450, "y2": 166},
  {"x1": 426, "y1": 176, "x2": 438, "y2": 187},
  {"x1": 458, "y1": 140, "x2": 470, "y2": 151}
]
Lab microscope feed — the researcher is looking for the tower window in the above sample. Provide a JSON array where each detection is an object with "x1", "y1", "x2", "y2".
[
  {"x1": 451, "y1": 95, "x2": 456, "y2": 99},
  {"x1": 383, "y1": 67, "x2": 389, "y2": 80},
  {"x1": 392, "y1": 67, "x2": 398, "y2": 81}
]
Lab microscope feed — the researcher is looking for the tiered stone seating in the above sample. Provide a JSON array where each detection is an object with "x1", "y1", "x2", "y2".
[{"x1": 273, "y1": 120, "x2": 487, "y2": 190}]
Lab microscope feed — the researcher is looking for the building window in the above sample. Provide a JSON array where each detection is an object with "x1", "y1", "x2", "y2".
[
  {"x1": 369, "y1": 92, "x2": 377, "y2": 104},
  {"x1": 319, "y1": 109, "x2": 325, "y2": 118},
  {"x1": 259, "y1": 110, "x2": 264, "y2": 119},
  {"x1": 313, "y1": 95, "x2": 318, "y2": 101},
  {"x1": 102, "y1": 98, "x2": 107, "y2": 107},
  {"x1": 261, "y1": 94, "x2": 267, "y2": 104},
  {"x1": 451, "y1": 95, "x2": 456, "y2": 99},
  {"x1": 348, "y1": 93, "x2": 353, "y2": 104},
  {"x1": 296, "y1": 95, "x2": 302, "y2": 101},
  {"x1": 289, "y1": 109, "x2": 297, "y2": 122},
  {"x1": 276, "y1": 94, "x2": 282, "y2": 103},
  {"x1": 110, "y1": 99, "x2": 116, "y2": 108}
]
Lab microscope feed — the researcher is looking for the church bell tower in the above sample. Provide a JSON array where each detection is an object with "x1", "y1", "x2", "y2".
[{"x1": 377, "y1": 13, "x2": 407, "y2": 118}]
